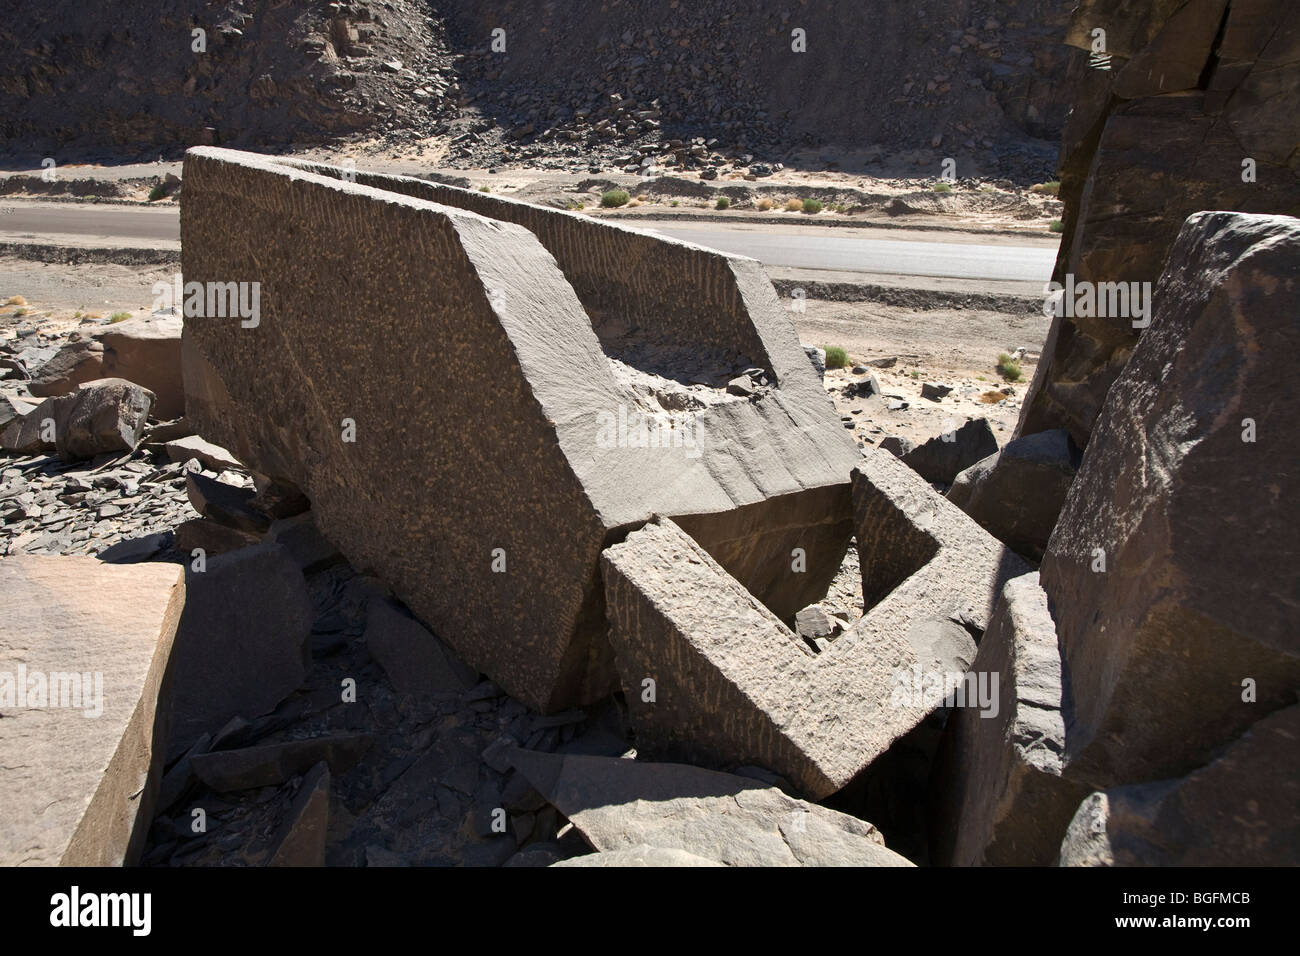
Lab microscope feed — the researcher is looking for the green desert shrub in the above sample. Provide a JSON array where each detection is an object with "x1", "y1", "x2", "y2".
[
  {"x1": 823, "y1": 345, "x2": 848, "y2": 369},
  {"x1": 601, "y1": 189, "x2": 630, "y2": 207},
  {"x1": 997, "y1": 353, "x2": 1023, "y2": 382}
]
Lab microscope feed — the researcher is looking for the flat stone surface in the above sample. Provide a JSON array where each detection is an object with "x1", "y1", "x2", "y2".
[
  {"x1": 509, "y1": 749, "x2": 912, "y2": 867},
  {"x1": 165, "y1": 541, "x2": 313, "y2": 757},
  {"x1": 0, "y1": 555, "x2": 183, "y2": 865},
  {"x1": 552, "y1": 844, "x2": 724, "y2": 867}
]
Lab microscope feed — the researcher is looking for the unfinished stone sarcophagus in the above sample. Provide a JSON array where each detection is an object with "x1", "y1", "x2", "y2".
[
  {"x1": 600, "y1": 451, "x2": 1030, "y2": 799},
  {"x1": 180, "y1": 147, "x2": 857, "y2": 713}
]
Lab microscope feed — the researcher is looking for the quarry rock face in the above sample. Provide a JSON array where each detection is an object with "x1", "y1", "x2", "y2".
[
  {"x1": 0, "y1": 556, "x2": 184, "y2": 866},
  {"x1": 1060, "y1": 704, "x2": 1300, "y2": 867},
  {"x1": 180, "y1": 147, "x2": 857, "y2": 714},
  {"x1": 600, "y1": 452, "x2": 1028, "y2": 800},
  {"x1": 1018, "y1": 0, "x2": 1300, "y2": 449},
  {"x1": 930, "y1": 572, "x2": 1087, "y2": 866},
  {"x1": 1040, "y1": 212, "x2": 1300, "y2": 790}
]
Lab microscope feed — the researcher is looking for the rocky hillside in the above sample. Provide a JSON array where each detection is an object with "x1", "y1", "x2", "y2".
[
  {"x1": 440, "y1": 0, "x2": 1075, "y2": 177},
  {"x1": 1, "y1": 0, "x2": 1075, "y2": 180},
  {"x1": 0, "y1": 0, "x2": 455, "y2": 154}
]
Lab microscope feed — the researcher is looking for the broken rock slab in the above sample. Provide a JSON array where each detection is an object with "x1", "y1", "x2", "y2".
[
  {"x1": 930, "y1": 572, "x2": 1089, "y2": 866},
  {"x1": 164, "y1": 541, "x2": 313, "y2": 758},
  {"x1": 95, "y1": 315, "x2": 185, "y2": 420},
  {"x1": 509, "y1": 749, "x2": 912, "y2": 867},
  {"x1": 602, "y1": 516, "x2": 921, "y2": 799},
  {"x1": 163, "y1": 434, "x2": 241, "y2": 471},
  {"x1": 900, "y1": 417, "x2": 998, "y2": 485},
  {"x1": 947, "y1": 428, "x2": 1080, "y2": 561},
  {"x1": 265, "y1": 511, "x2": 340, "y2": 573},
  {"x1": 51, "y1": 378, "x2": 155, "y2": 462},
  {"x1": 1060, "y1": 704, "x2": 1300, "y2": 866},
  {"x1": 173, "y1": 517, "x2": 261, "y2": 557},
  {"x1": 185, "y1": 471, "x2": 270, "y2": 534},
  {"x1": 552, "y1": 844, "x2": 724, "y2": 867},
  {"x1": 0, "y1": 393, "x2": 36, "y2": 432},
  {"x1": 27, "y1": 338, "x2": 105, "y2": 399},
  {"x1": 190, "y1": 734, "x2": 373, "y2": 792},
  {"x1": 1040, "y1": 212, "x2": 1300, "y2": 789},
  {"x1": 0, "y1": 396, "x2": 55, "y2": 454},
  {"x1": 268, "y1": 762, "x2": 331, "y2": 867},
  {"x1": 364, "y1": 597, "x2": 479, "y2": 699},
  {"x1": 180, "y1": 147, "x2": 857, "y2": 713},
  {"x1": 0, "y1": 556, "x2": 184, "y2": 866}
]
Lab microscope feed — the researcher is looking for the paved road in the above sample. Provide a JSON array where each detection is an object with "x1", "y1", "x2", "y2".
[
  {"x1": 644, "y1": 222, "x2": 1057, "y2": 283},
  {"x1": 0, "y1": 202, "x2": 181, "y2": 245},
  {"x1": 0, "y1": 201, "x2": 1057, "y2": 284}
]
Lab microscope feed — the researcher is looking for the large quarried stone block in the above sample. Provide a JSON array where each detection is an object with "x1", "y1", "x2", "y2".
[
  {"x1": 930, "y1": 572, "x2": 1089, "y2": 866},
  {"x1": 0, "y1": 556, "x2": 184, "y2": 866},
  {"x1": 1060, "y1": 704, "x2": 1300, "y2": 867},
  {"x1": 1040, "y1": 212, "x2": 1300, "y2": 789},
  {"x1": 600, "y1": 451, "x2": 1028, "y2": 799},
  {"x1": 275, "y1": 157, "x2": 857, "y2": 621},
  {"x1": 180, "y1": 147, "x2": 856, "y2": 713}
]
